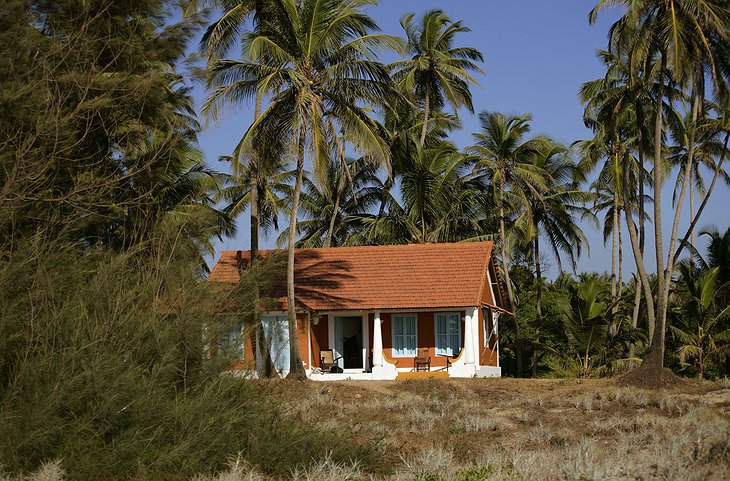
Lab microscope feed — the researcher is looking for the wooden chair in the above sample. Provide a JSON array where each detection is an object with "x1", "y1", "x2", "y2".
[
  {"x1": 414, "y1": 348, "x2": 431, "y2": 372},
  {"x1": 320, "y1": 349, "x2": 343, "y2": 373}
]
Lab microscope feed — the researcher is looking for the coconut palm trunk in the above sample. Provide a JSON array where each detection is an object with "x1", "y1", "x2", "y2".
[
  {"x1": 610, "y1": 197, "x2": 619, "y2": 308},
  {"x1": 617, "y1": 214, "x2": 623, "y2": 297},
  {"x1": 623, "y1": 162, "x2": 656, "y2": 341},
  {"x1": 673, "y1": 131, "x2": 730, "y2": 265},
  {"x1": 324, "y1": 136, "x2": 347, "y2": 248},
  {"x1": 654, "y1": 86, "x2": 701, "y2": 367},
  {"x1": 286, "y1": 129, "x2": 307, "y2": 380},
  {"x1": 644, "y1": 56, "x2": 666, "y2": 368},
  {"x1": 532, "y1": 233, "x2": 543, "y2": 378},
  {"x1": 420, "y1": 87, "x2": 430, "y2": 146},
  {"x1": 498, "y1": 175, "x2": 522, "y2": 376},
  {"x1": 251, "y1": 90, "x2": 276, "y2": 378}
]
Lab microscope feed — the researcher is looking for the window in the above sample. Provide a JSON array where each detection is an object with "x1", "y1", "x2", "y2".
[
  {"x1": 435, "y1": 312, "x2": 461, "y2": 356},
  {"x1": 219, "y1": 319, "x2": 244, "y2": 360},
  {"x1": 262, "y1": 315, "x2": 290, "y2": 371},
  {"x1": 392, "y1": 314, "x2": 417, "y2": 357}
]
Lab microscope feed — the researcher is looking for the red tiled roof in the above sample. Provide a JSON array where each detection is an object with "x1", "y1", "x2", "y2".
[{"x1": 208, "y1": 242, "x2": 500, "y2": 312}]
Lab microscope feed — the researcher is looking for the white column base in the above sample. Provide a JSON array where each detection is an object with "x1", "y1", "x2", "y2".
[
  {"x1": 448, "y1": 360, "x2": 478, "y2": 378},
  {"x1": 477, "y1": 366, "x2": 502, "y2": 377},
  {"x1": 371, "y1": 363, "x2": 398, "y2": 380}
]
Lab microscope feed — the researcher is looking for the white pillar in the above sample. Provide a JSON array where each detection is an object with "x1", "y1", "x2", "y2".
[
  {"x1": 463, "y1": 309, "x2": 475, "y2": 365},
  {"x1": 372, "y1": 311, "x2": 383, "y2": 367},
  {"x1": 362, "y1": 314, "x2": 369, "y2": 371},
  {"x1": 307, "y1": 313, "x2": 312, "y2": 371},
  {"x1": 472, "y1": 307, "x2": 480, "y2": 366}
]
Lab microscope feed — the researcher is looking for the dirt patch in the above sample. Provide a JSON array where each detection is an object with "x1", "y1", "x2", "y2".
[{"x1": 615, "y1": 363, "x2": 687, "y2": 389}]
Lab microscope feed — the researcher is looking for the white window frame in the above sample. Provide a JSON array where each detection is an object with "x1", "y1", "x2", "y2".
[
  {"x1": 391, "y1": 313, "x2": 418, "y2": 357},
  {"x1": 434, "y1": 312, "x2": 461, "y2": 356}
]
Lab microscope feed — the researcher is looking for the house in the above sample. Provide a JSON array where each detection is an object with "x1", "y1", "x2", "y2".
[{"x1": 208, "y1": 241, "x2": 510, "y2": 380}]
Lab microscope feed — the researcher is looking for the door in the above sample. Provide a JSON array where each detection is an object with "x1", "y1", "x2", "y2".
[{"x1": 334, "y1": 316, "x2": 363, "y2": 369}]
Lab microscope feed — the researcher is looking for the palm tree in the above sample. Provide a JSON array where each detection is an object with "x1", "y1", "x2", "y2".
[
  {"x1": 201, "y1": 0, "x2": 281, "y2": 377},
  {"x1": 467, "y1": 112, "x2": 549, "y2": 376},
  {"x1": 352, "y1": 143, "x2": 487, "y2": 245},
  {"x1": 670, "y1": 264, "x2": 730, "y2": 378},
  {"x1": 216, "y1": 153, "x2": 291, "y2": 243},
  {"x1": 561, "y1": 276, "x2": 611, "y2": 378},
  {"x1": 669, "y1": 104, "x2": 730, "y2": 256},
  {"x1": 695, "y1": 228, "x2": 730, "y2": 301},
  {"x1": 289, "y1": 158, "x2": 382, "y2": 248},
  {"x1": 514, "y1": 140, "x2": 592, "y2": 375},
  {"x1": 390, "y1": 9, "x2": 484, "y2": 146},
  {"x1": 205, "y1": 0, "x2": 394, "y2": 379},
  {"x1": 590, "y1": 0, "x2": 730, "y2": 369},
  {"x1": 577, "y1": 46, "x2": 668, "y2": 331}
]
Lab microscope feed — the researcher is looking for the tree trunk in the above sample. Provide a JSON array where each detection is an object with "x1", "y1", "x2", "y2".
[
  {"x1": 689, "y1": 178, "x2": 695, "y2": 262},
  {"x1": 644, "y1": 55, "x2": 666, "y2": 369},
  {"x1": 420, "y1": 87, "x2": 430, "y2": 147},
  {"x1": 533, "y1": 234, "x2": 543, "y2": 378},
  {"x1": 535, "y1": 234, "x2": 543, "y2": 328},
  {"x1": 499, "y1": 175, "x2": 521, "y2": 376},
  {"x1": 286, "y1": 129, "x2": 307, "y2": 380},
  {"x1": 623, "y1": 161, "x2": 656, "y2": 341},
  {"x1": 672, "y1": 131, "x2": 730, "y2": 265},
  {"x1": 653, "y1": 86, "x2": 700, "y2": 368},
  {"x1": 324, "y1": 186, "x2": 341, "y2": 248},
  {"x1": 251, "y1": 88, "x2": 276, "y2": 378},
  {"x1": 631, "y1": 100, "x2": 647, "y2": 361},
  {"x1": 610, "y1": 199, "x2": 618, "y2": 309},
  {"x1": 629, "y1": 276, "x2": 641, "y2": 360},
  {"x1": 618, "y1": 214, "x2": 623, "y2": 299},
  {"x1": 324, "y1": 135, "x2": 347, "y2": 248}
]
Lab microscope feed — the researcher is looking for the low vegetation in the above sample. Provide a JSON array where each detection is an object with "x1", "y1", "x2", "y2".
[{"x1": 4, "y1": 379, "x2": 729, "y2": 480}]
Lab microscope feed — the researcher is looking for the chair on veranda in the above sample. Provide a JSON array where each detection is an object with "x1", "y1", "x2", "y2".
[
  {"x1": 320, "y1": 349, "x2": 343, "y2": 373},
  {"x1": 414, "y1": 348, "x2": 431, "y2": 372}
]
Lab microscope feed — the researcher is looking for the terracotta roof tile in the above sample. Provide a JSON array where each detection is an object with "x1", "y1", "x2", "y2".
[{"x1": 208, "y1": 242, "x2": 498, "y2": 312}]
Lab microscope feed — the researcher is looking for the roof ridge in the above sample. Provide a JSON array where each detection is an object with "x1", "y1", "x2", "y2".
[{"x1": 219, "y1": 241, "x2": 493, "y2": 255}]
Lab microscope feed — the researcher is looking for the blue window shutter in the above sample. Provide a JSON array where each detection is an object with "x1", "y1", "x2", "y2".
[
  {"x1": 436, "y1": 314, "x2": 448, "y2": 355},
  {"x1": 392, "y1": 314, "x2": 417, "y2": 357},
  {"x1": 449, "y1": 313, "x2": 461, "y2": 357},
  {"x1": 435, "y1": 312, "x2": 461, "y2": 356},
  {"x1": 405, "y1": 315, "x2": 416, "y2": 356}
]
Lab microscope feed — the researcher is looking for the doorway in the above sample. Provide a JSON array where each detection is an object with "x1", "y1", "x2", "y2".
[{"x1": 334, "y1": 316, "x2": 363, "y2": 369}]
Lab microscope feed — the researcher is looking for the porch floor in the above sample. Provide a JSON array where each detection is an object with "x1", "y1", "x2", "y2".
[{"x1": 308, "y1": 371, "x2": 376, "y2": 381}]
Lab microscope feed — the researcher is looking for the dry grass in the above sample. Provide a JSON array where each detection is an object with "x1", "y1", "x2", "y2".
[{"x1": 5, "y1": 378, "x2": 728, "y2": 481}]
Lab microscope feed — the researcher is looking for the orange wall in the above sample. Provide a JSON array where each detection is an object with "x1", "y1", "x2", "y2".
[{"x1": 310, "y1": 315, "x2": 329, "y2": 368}]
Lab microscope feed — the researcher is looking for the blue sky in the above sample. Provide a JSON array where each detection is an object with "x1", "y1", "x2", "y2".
[{"x1": 196, "y1": 1, "x2": 729, "y2": 279}]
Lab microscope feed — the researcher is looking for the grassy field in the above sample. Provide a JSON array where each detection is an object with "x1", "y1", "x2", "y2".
[{"x1": 7, "y1": 376, "x2": 729, "y2": 481}]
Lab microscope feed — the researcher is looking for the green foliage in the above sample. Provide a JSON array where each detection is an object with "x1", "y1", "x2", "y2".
[
  {"x1": 668, "y1": 263, "x2": 730, "y2": 378},
  {"x1": 0, "y1": 0, "x2": 228, "y2": 254},
  {"x1": 390, "y1": 9, "x2": 484, "y2": 144},
  {"x1": 454, "y1": 461, "x2": 495, "y2": 481},
  {"x1": 0, "y1": 235, "x2": 375, "y2": 480}
]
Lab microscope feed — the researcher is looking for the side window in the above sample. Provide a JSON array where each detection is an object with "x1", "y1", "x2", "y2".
[
  {"x1": 392, "y1": 314, "x2": 417, "y2": 357},
  {"x1": 219, "y1": 318, "x2": 244, "y2": 360}
]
